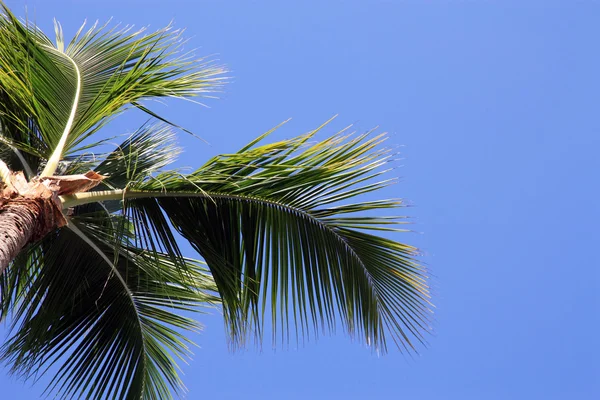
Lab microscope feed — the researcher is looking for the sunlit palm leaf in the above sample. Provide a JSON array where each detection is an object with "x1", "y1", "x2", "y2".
[
  {"x1": 0, "y1": 4, "x2": 224, "y2": 175},
  {"x1": 118, "y1": 122, "x2": 433, "y2": 352},
  {"x1": 95, "y1": 123, "x2": 181, "y2": 189}
]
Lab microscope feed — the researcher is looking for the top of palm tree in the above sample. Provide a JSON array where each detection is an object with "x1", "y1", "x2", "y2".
[{"x1": 0, "y1": 3, "x2": 432, "y2": 399}]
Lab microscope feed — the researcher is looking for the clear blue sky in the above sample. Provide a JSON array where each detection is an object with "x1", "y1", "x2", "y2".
[{"x1": 1, "y1": 1, "x2": 599, "y2": 399}]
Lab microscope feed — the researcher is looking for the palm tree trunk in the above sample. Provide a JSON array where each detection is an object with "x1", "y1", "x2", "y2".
[
  {"x1": 0, "y1": 168, "x2": 104, "y2": 274},
  {"x1": 0, "y1": 180, "x2": 68, "y2": 275},
  {"x1": 0, "y1": 199, "x2": 41, "y2": 275}
]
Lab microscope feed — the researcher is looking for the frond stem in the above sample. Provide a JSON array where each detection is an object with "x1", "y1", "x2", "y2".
[
  {"x1": 60, "y1": 188, "x2": 383, "y2": 310},
  {"x1": 41, "y1": 45, "x2": 81, "y2": 177},
  {"x1": 60, "y1": 189, "x2": 190, "y2": 208},
  {"x1": 10, "y1": 145, "x2": 34, "y2": 179}
]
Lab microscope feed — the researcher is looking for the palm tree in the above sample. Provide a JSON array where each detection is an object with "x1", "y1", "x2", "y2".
[{"x1": 0, "y1": 4, "x2": 432, "y2": 399}]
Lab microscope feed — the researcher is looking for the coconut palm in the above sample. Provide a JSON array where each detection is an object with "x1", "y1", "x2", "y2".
[{"x1": 0, "y1": 4, "x2": 432, "y2": 399}]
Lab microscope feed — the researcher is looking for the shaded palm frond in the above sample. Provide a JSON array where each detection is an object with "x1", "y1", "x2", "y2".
[{"x1": 0, "y1": 204, "x2": 218, "y2": 399}]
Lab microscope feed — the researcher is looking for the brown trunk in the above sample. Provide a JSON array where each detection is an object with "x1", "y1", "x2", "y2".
[
  {"x1": 0, "y1": 199, "x2": 43, "y2": 275},
  {"x1": 0, "y1": 169, "x2": 105, "y2": 274},
  {"x1": 0, "y1": 171, "x2": 69, "y2": 275}
]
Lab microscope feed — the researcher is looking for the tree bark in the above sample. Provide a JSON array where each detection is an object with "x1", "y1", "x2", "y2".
[
  {"x1": 0, "y1": 169, "x2": 103, "y2": 275},
  {"x1": 0, "y1": 172, "x2": 68, "y2": 275},
  {"x1": 0, "y1": 199, "x2": 41, "y2": 275}
]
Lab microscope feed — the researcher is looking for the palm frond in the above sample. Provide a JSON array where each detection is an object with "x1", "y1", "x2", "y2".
[
  {"x1": 0, "y1": 4, "x2": 225, "y2": 176},
  {"x1": 95, "y1": 123, "x2": 181, "y2": 189},
  {"x1": 0, "y1": 204, "x2": 219, "y2": 399},
  {"x1": 116, "y1": 122, "x2": 433, "y2": 352}
]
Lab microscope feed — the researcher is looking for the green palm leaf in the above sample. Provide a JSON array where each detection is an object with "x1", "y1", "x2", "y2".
[
  {"x1": 0, "y1": 4, "x2": 224, "y2": 176},
  {"x1": 0, "y1": 204, "x2": 219, "y2": 399},
  {"x1": 63, "y1": 122, "x2": 433, "y2": 353},
  {"x1": 95, "y1": 123, "x2": 181, "y2": 189}
]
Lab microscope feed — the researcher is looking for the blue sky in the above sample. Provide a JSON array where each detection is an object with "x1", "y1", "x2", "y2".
[{"x1": 1, "y1": 0, "x2": 599, "y2": 399}]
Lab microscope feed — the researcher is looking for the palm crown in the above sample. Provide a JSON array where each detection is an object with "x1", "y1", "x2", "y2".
[{"x1": 0, "y1": 4, "x2": 432, "y2": 399}]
